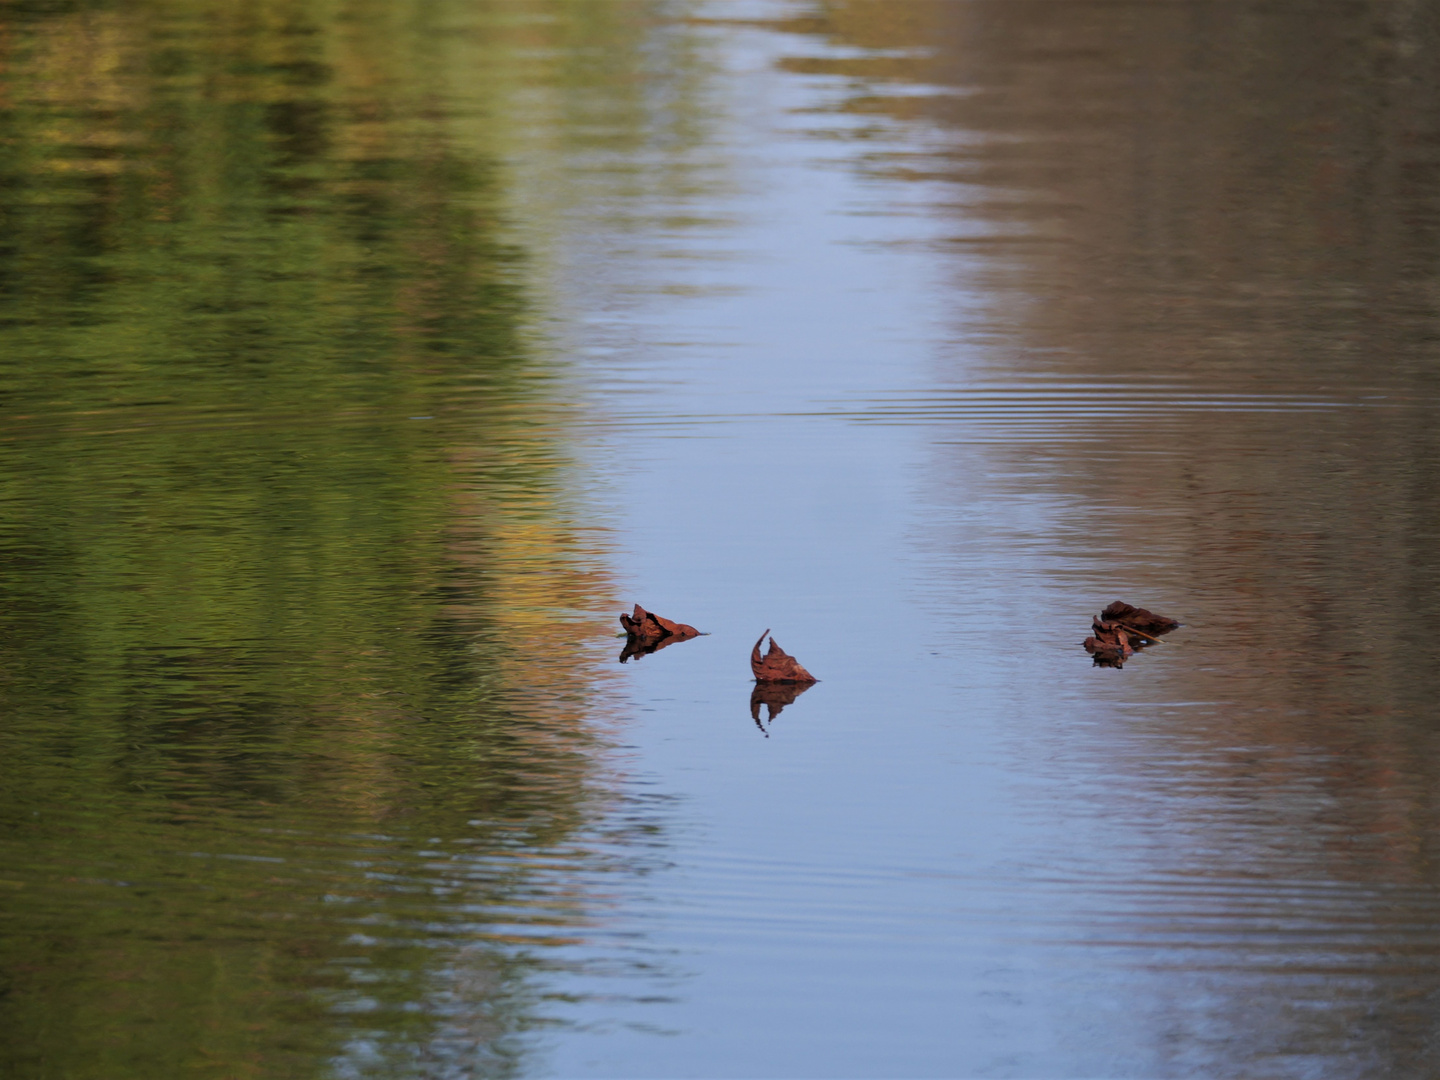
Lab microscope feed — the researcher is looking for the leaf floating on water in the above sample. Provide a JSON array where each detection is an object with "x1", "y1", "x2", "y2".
[
  {"x1": 1099, "y1": 601, "x2": 1180, "y2": 637},
  {"x1": 1084, "y1": 624, "x2": 1132, "y2": 668},
  {"x1": 1084, "y1": 600, "x2": 1179, "y2": 668},
  {"x1": 750, "y1": 629, "x2": 818, "y2": 684},
  {"x1": 620, "y1": 603, "x2": 699, "y2": 644},
  {"x1": 750, "y1": 680, "x2": 814, "y2": 736},
  {"x1": 618, "y1": 603, "x2": 700, "y2": 663}
]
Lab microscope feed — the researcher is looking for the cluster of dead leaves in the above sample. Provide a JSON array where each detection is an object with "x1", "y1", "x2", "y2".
[
  {"x1": 617, "y1": 606, "x2": 820, "y2": 684},
  {"x1": 622, "y1": 598, "x2": 1185, "y2": 727},
  {"x1": 1083, "y1": 601, "x2": 1180, "y2": 668},
  {"x1": 619, "y1": 606, "x2": 820, "y2": 733}
]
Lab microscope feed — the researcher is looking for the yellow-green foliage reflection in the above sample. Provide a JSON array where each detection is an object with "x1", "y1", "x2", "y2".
[{"x1": 0, "y1": 1, "x2": 703, "y2": 1075}]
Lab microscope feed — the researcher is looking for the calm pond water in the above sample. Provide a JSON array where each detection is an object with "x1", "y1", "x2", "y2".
[{"x1": 4, "y1": 2, "x2": 1440, "y2": 1077}]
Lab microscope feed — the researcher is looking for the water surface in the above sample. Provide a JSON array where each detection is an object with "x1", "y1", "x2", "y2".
[{"x1": 3, "y1": 2, "x2": 1440, "y2": 1077}]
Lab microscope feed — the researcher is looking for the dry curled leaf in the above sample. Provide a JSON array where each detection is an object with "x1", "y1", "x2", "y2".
[
  {"x1": 1084, "y1": 600, "x2": 1179, "y2": 668},
  {"x1": 750, "y1": 629, "x2": 818, "y2": 684},
  {"x1": 618, "y1": 603, "x2": 700, "y2": 663},
  {"x1": 1100, "y1": 601, "x2": 1180, "y2": 637},
  {"x1": 1084, "y1": 621, "x2": 1133, "y2": 668},
  {"x1": 619, "y1": 603, "x2": 699, "y2": 644},
  {"x1": 750, "y1": 681, "x2": 813, "y2": 736}
]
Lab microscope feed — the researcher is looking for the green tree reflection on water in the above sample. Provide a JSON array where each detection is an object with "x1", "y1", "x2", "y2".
[{"x1": 0, "y1": 2, "x2": 684, "y2": 1075}]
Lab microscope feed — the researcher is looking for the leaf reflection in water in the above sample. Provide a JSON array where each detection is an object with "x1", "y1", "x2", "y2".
[
  {"x1": 749, "y1": 681, "x2": 815, "y2": 737},
  {"x1": 619, "y1": 631, "x2": 702, "y2": 664}
]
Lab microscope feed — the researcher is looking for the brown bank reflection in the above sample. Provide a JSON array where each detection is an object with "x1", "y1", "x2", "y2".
[{"x1": 762, "y1": 2, "x2": 1440, "y2": 1075}]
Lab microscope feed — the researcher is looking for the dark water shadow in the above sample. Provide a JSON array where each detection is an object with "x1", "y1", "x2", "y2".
[{"x1": 749, "y1": 681, "x2": 814, "y2": 737}]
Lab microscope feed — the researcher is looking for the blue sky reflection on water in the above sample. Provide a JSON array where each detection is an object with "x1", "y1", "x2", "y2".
[
  {"x1": 526, "y1": 14, "x2": 1064, "y2": 1076},
  {"x1": 525, "y1": 3, "x2": 1440, "y2": 1077}
]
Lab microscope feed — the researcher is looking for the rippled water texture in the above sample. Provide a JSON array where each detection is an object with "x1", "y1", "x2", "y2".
[{"x1": 4, "y1": 2, "x2": 1440, "y2": 1077}]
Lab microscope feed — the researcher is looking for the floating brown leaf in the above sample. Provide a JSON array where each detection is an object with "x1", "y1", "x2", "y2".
[
  {"x1": 750, "y1": 680, "x2": 813, "y2": 736},
  {"x1": 1083, "y1": 600, "x2": 1179, "y2": 668},
  {"x1": 619, "y1": 603, "x2": 699, "y2": 644},
  {"x1": 1084, "y1": 622, "x2": 1133, "y2": 668},
  {"x1": 618, "y1": 603, "x2": 700, "y2": 663},
  {"x1": 750, "y1": 629, "x2": 818, "y2": 684},
  {"x1": 1100, "y1": 601, "x2": 1180, "y2": 637}
]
